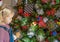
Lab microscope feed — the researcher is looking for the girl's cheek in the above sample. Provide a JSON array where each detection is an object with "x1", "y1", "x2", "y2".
[{"x1": 6, "y1": 18, "x2": 11, "y2": 22}]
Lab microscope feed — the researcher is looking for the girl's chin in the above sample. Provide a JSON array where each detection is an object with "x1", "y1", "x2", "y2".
[{"x1": 6, "y1": 22, "x2": 11, "y2": 24}]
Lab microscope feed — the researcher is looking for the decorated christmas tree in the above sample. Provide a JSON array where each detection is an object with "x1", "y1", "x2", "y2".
[{"x1": 10, "y1": 0, "x2": 60, "y2": 42}]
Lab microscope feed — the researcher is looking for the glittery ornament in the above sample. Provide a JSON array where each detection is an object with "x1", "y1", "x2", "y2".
[
  {"x1": 53, "y1": 39, "x2": 58, "y2": 42},
  {"x1": 16, "y1": 16, "x2": 22, "y2": 20},
  {"x1": 24, "y1": 0, "x2": 34, "y2": 14},
  {"x1": 35, "y1": 4, "x2": 39, "y2": 9},
  {"x1": 37, "y1": 16, "x2": 47, "y2": 27},
  {"x1": 55, "y1": 8, "x2": 60, "y2": 18},
  {"x1": 35, "y1": 0, "x2": 44, "y2": 15},
  {"x1": 36, "y1": 8, "x2": 44, "y2": 15},
  {"x1": 27, "y1": 22, "x2": 38, "y2": 38},
  {"x1": 36, "y1": 29, "x2": 45, "y2": 42},
  {"x1": 35, "y1": 0, "x2": 41, "y2": 9},
  {"x1": 29, "y1": 22, "x2": 38, "y2": 32},
  {"x1": 57, "y1": 22, "x2": 60, "y2": 26},
  {"x1": 37, "y1": 35, "x2": 45, "y2": 42},
  {"x1": 52, "y1": 31, "x2": 57, "y2": 36},
  {"x1": 47, "y1": 20, "x2": 58, "y2": 31},
  {"x1": 43, "y1": 17, "x2": 48, "y2": 23},
  {"x1": 27, "y1": 31, "x2": 35, "y2": 38}
]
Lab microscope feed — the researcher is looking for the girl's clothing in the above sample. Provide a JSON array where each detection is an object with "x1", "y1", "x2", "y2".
[{"x1": 0, "y1": 24, "x2": 10, "y2": 42}]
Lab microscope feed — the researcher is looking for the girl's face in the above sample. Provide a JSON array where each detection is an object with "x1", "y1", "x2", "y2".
[{"x1": 5, "y1": 14, "x2": 14, "y2": 24}]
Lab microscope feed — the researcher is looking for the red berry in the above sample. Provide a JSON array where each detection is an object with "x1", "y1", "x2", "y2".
[
  {"x1": 46, "y1": 10, "x2": 51, "y2": 16},
  {"x1": 54, "y1": 19, "x2": 58, "y2": 23},
  {"x1": 38, "y1": 20, "x2": 47, "y2": 27},
  {"x1": 41, "y1": 0, "x2": 48, "y2": 3},
  {"x1": 58, "y1": 32, "x2": 60, "y2": 34},
  {"x1": 51, "y1": 0, "x2": 56, "y2": 5},
  {"x1": 45, "y1": 39, "x2": 49, "y2": 42},
  {"x1": 58, "y1": 37, "x2": 60, "y2": 40},
  {"x1": 50, "y1": 31, "x2": 52, "y2": 35},
  {"x1": 50, "y1": 8, "x2": 56, "y2": 16},
  {"x1": 18, "y1": 8, "x2": 23, "y2": 14},
  {"x1": 39, "y1": 16, "x2": 43, "y2": 20},
  {"x1": 21, "y1": 26, "x2": 28, "y2": 30},
  {"x1": 23, "y1": 12, "x2": 30, "y2": 17}
]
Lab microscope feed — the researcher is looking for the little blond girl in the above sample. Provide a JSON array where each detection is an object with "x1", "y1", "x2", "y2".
[{"x1": 0, "y1": 7, "x2": 14, "y2": 42}]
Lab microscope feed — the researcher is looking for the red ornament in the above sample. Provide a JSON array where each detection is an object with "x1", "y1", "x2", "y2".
[
  {"x1": 41, "y1": 0, "x2": 49, "y2": 4},
  {"x1": 58, "y1": 32, "x2": 60, "y2": 34},
  {"x1": 33, "y1": 21, "x2": 37, "y2": 24},
  {"x1": 36, "y1": 16, "x2": 43, "y2": 21},
  {"x1": 51, "y1": 0, "x2": 56, "y2": 5},
  {"x1": 39, "y1": 16, "x2": 43, "y2": 20},
  {"x1": 18, "y1": 8, "x2": 23, "y2": 14},
  {"x1": 50, "y1": 31, "x2": 52, "y2": 35},
  {"x1": 21, "y1": 26, "x2": 28, "y2": 30},
  {"x1": 23, "y1": 12, "x2": 30, "y2": 17},
  {"x1": 45, "y1": 39, "x2": 49, "y2": 42},
  {"x1": 58, "y1": 37, "x2": 60, "y2": 40},
  {"x1": 46, "y1": 8, "x2": 56, "y2": 16},
  {"x1": 50, "y1": 8, "x2": 56, "y2": 16},
  {"x1": 46, "y1": 10, "x2": 51, "y2": 16},
  {"x1": 38, "y1": 20, "x2": 47, "y2": 27},
  {"x1": 54, "y1": 19, "x2": 58, "y2": 23}
]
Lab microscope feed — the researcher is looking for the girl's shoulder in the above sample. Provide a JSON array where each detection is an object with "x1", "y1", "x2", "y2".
[{"x1": 0, "y1": 24, "x2": 10, "y2": 29}]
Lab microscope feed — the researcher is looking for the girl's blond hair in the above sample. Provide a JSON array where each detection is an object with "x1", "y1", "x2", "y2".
[{"x1": 0, "y1": 5, "x2": 14, "y2": 24}]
